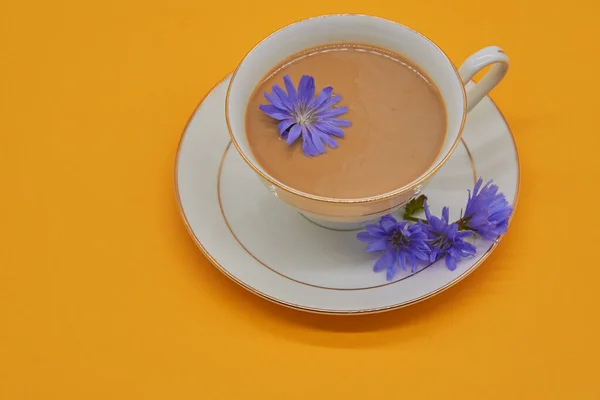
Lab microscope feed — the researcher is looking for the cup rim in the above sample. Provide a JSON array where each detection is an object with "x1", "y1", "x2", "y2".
[{"x1": 225, "y1": 13, "x2": 467, "y2": 204}]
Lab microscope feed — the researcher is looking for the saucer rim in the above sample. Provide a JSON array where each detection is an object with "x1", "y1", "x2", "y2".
[{"x1": 174, "y1": 74, "x2": 521, "y2": 315}]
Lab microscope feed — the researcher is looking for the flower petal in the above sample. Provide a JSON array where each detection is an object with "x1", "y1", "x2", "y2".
[
  {"x1": 258, "y1": 104, "x2": 290, "y2": 120},
  {"x1": 314, "y1": 128, "x2": 338, "y2": 149},
  {"x1": 407, "y1": 223, "x2": 425, "y2": 235},
  {"x1": 318, "y1": 94, "x2": 342, "y2": 110},
  {"x1": 462, "y1": 241, "x2": 477, "y2": 254},
  {"x1": 456, "y1": 230, "x2": 474, "y2": 239},
  {"x1": 424, "y1": 200, "x2": 432, "y2": 221},
  {"x1": 398, "y1": 252, "x2": 407, "y2": 271},
  {"x1": 386, "y1": 260, "x2": 399, "y2": 281},
  {"x1": 365, "y1": 224, "x2": 386, "y2": 237},
  {"x1": 264, "y1": 91, "x2": 288, "y2": 111},
  {"x1": 272, "y1": 84, "x2": 293, "y2": 111},
  {"x1": 374, "y1": 250, "x2": 395, "y2": 273},
  {"x1": 366, "y1": 239, "x2": 387, "y2": 252},
  {"x1": 277, "y1": 119, "x2": 295, "y2": 134},
  {"x1": 300, "y1": 126, "x2": 319, "y2": 157},
  {"x1": 314, "y1": 122, "x2": 344, "y2": 138},
  {"x1": 323, "y1": 118, "x2": 351, "y2": 127},
  {"x1": 316, "y1": 106, "x2": 349, "y2": 118},
  {"x1": 441, "y1": 206, "x2": 450, "y2": 224},
  {"x1": 357, "y1": 232, "x2": 378, "y2": 242},
  {"x1": 406, "y1": 252, "x2": 418, "y2": 273},
  {"x1": 446, "y1": 223, "x2": 459, "y2": 237},
  {"x1": 258, "y1": 104, "x2": 285, "y2": 115},
  {"x1": 283, "y1": 75, "x2": 297, "y2": 102},
  {"x1": 286, "y1": 124, "x2": 302, "y2": 145},
  {"x1": 306, "y1": 125, "x2": 326, "y2": 154},
  {"x1": 411, "y1": 248, "x2": 430, "y2": 261},
  {"x1": 445, "y1": 254, "x2": 457, "y2": 271},
  {"x1": 311, "y1": 86, "x2": 333, "y2": 109},
  {"x1": 380, "y1": 215, "x2": 397, "y2": 233},
  {"x1": 298, "y1": 75, "x2": 315, "y2": 105},
  {"x1": 473, "y1": 178, "x2": 484, "y2": 196},
  {"x1": 448, "y1": 247, "x2": 464, "y2": 258}
]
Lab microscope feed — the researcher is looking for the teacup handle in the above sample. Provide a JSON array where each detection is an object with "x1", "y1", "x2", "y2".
[{"x1": 459, "y1": 46, "x2": 509, "y2": 112}]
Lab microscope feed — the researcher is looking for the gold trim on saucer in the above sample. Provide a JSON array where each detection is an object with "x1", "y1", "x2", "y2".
[
  {"x1": 225, "y1": 14, "x2": 468, "y2": 204},
  {"x1": 464, "y1": 139, "x2": 478, "y2": 184},
  {"x1": 174, "y1": 76, "x2": 520, "y2": 315}
]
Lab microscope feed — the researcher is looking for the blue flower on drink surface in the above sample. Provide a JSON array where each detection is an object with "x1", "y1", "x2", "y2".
[
  {"x1": 357, "y1": 215, "x2": 430, "y2": 281},
  {"x1": 421, "y1": 201, "x2": 477, "y2": 271},
  {"x1": 460, "y1": 178, "x2": 513, "y2": 240},
  {"x1": 259, "y1": 74, "x2": 351, "y2": 157}
]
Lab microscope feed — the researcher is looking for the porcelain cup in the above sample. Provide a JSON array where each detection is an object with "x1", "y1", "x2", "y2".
[{"x1": 226, "y1": 14, "x2": 509, "y2": 230}]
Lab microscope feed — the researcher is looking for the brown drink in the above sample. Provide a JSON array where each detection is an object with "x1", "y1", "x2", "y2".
[{"x1": 245, "y1": 43, "x2": 446, "y2": 199}]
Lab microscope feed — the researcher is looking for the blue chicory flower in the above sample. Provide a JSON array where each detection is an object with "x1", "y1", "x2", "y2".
[
  {"x1": 357, "y1": 215, "x2": 430, "y2": 280},
  {"x1": 421, "y1": 201, "x2": 477, "y2": 271},
  {"x1": 461, "y1": 178, "x2": 513, "y2": 240},
  {"x1": 259, "y1": 74, "x2": 351, "y2": 157}
]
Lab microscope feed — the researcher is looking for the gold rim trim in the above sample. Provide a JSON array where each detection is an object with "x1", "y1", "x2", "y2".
[
  {"x1": 463, "y1": 139, "x2": 478, "y2": 184},
  {"x1": 225, "y1": 14, "x2": 468, "y2": 204},
  {"x1": 174, "y1": 75, "x2": 520, "y2": 315}
]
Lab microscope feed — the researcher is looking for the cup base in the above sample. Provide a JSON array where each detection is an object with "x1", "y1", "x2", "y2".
[{"x1": 299, "y1": 212, "x2": 381, "y2": 231}]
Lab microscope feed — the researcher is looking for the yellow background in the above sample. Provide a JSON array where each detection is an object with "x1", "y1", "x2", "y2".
[{"x1": 1, "y1": 0, "x2": 599, "y2": 398}]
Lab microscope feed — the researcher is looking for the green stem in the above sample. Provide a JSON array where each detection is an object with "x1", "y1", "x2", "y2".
[{"x1": 456, "y1": 217, "x2": 470, "y2": 231}]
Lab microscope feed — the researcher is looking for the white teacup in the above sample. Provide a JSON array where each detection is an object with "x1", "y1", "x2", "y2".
[{"x1": 226, "y1": 14, "x2": 509, "y2": 230}]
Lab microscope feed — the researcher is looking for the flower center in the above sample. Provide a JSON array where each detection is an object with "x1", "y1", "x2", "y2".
[
  {"x1": 389, "y1": 230, "x2": 408, "y2": 249},
  {"x1": 293, "y1": 104, "x2": 315, "y2": 126},
  {"x1": 433, "y1": 235, "x2": 450, "y2": 250}
]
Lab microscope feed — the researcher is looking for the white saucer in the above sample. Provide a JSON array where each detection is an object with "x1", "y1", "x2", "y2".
[{"x1": 175, "y1": 75, "x2": 520, "y2": 315}]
